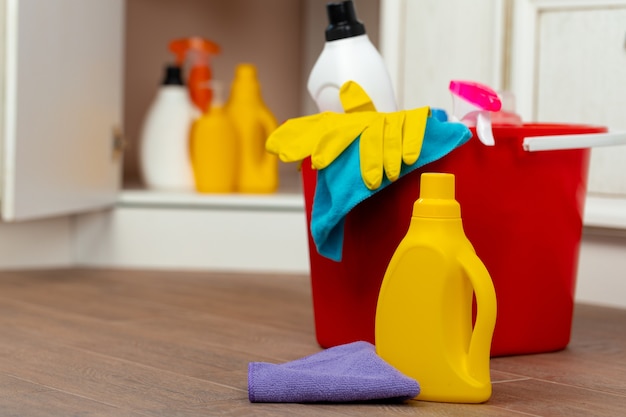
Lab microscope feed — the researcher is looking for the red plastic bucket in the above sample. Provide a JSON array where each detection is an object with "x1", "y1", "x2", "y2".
[{"x1": 302, "y1": 123, "x2": 607, "y2": 356}]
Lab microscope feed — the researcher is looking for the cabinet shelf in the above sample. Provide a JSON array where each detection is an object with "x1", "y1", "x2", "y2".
[
  {"x1": 117, "y1": 189, "x2": 626, "y2": 231},
  {"x1": 119, "y1": 188, "x2": 305, "y2": 212},
  {"x1": 584, "y1": 195, "x2": 626, "y2": 231}
]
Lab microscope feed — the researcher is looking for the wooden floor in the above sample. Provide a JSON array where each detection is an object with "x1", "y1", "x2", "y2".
[{"x1": 0, "y1": 269, "x2": 624, "y2": 416}]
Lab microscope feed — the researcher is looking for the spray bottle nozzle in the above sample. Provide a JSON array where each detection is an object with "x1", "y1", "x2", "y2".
[
  {"x1": 449, "y1": 80, "x2": 502, "y2": 146},
  {"x1": 449, "y1": 80, "x2": 501, "y2": 112},
  {"x1": 168, "y1": 37, "x2": 221, "y2": 113},
  {"x1": 169, "y1": 37, "x2": 220, "y2": 66}
]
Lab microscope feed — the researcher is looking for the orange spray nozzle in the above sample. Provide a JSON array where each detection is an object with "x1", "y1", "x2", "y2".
[
  {"x1": 168, "y1": 37, "x2": 221, "y2": 113},
  {"x1": 169, "y1": 37, "x2": 220, "y2": 66}
]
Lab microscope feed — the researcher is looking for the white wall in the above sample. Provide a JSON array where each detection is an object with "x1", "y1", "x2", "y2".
[
  {"x1": 577, "y1": 229, "x2": 626, "y2": 309},
  {"x1": 0, "y1": 217, "x2": 73, "y2": 268}
]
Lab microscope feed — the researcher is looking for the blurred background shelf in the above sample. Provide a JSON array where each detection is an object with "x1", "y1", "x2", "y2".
[
  {"x1": 584, "y1": 195, "x2": 626, "y2": 231},
  {"x1": 122, "y1": 0, "x2": 381, "y2": 190},
  {"x1": 119, "y1": 188, "x2": 305, "y2": 211}
]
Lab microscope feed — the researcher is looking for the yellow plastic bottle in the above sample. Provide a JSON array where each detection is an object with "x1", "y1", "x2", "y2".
[
  {"x1": 375, "y1": 173, "x2": 497, "y2": 403},
  {"x1": 226, "y1": 63, "x2": 279, "y2": 193},
  {"x1": 190, "y1": 82, "x2": 238, "y2": 193}
]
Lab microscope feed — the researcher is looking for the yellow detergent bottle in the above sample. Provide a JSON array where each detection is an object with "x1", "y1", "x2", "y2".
[
  {"x1": 190, "y1": 82, "x2": 238, "y2": 193},
  {"x1": 226, "y1": 63, "x2": 278, "y2": 193},
  {"x1": 375, "y1": 173, "x2": 497, "y2": 403}
]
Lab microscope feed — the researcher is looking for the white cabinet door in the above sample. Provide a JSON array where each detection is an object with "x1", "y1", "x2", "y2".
[
  {"x1": 1, "y1": 0, "x2": 124, "y2": 221},
  {"x1": 381, "y1": 0, "x2": 505, "y2": 111},
  {"x1": 536, "y1": 6, "x2": 626, "y2": 196},
  {"x1": 510, "y1": 0, "x2": 626, "y2": 197}
]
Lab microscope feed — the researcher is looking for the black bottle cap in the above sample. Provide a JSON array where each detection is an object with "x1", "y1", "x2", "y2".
[
  {"x1": 325, "y1": 1, "x2": 366, "y2": 42},
  {"x1": 162, "y1": 65, "x2": 184, "y2": 86}
]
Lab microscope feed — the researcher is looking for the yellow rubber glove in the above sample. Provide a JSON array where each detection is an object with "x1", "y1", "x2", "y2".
[
  {"x1": 266, "y1": 81, "x2": 379, "y2": 164},
  {"x1": 358, "y1": 106, "x2": 430, "y2": 189},
  {"x1": 266, "y1": 111, "x2": 377, "y2": 164},
  {"x1": 265, "y1": 112, "x2": 327, "y2": 163},
  {"x1": 337, "y1": 81, "x2": 429, "y2": 189},
  {"x1": 339, "y1": 80, "x2": 377, "y2": 113},
  {"x1": 265, "y1": 81, "x2": 429, "y2": 190}
]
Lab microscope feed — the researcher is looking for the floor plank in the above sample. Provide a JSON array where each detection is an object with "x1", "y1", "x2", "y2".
[
  {"x1": 0, "y1": 327, "x2": 242, "y2": 414},
  {"x1": 0, "y1": 374, "x2": 150, "y2": 417},
  {"x1": 491, "y1": 304, "x2": 626, "y2": 396},
  {"x1": 489, "y1": 378, "x2": 626, "y2": 417},
  {"x1": 0, "y1": 268, "x2": 624, "y2": 416}
]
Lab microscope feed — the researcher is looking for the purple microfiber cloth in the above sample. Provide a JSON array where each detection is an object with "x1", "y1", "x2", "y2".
[{"x1": 248, "y1": 341, "x2": 419, "y2": 403}]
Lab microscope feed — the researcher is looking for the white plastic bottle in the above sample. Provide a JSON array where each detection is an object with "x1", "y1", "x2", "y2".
[
  {"x1": 307, "y1": 0, "x2": 397, "y2": 113},
  {"x1": 139, "y1": 64, "x2": 195, "y2": 190}
]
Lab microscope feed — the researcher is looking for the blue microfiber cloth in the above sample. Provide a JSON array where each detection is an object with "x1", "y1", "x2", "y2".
[
  {"x1": 248, "y1": 341, "x2": 419, "y2": 403},
  {"x1": 311, "y1": 117, "x2": 471, "y2": 261}
]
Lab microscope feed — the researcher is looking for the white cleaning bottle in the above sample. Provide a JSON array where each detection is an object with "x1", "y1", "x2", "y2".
[
  {"x1": 139, "y1": 64, "x2": 195, "y2": 190},
  {"x1": 307, "y1": 0, "x2": 397, "y2": 113}
]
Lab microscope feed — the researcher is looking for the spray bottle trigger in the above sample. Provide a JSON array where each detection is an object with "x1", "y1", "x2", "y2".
[
  {"x1": 168, "y1": 37, "x2": 221, "y2": 113},
  {"x1": 449, "y1": 80, "x2": 501, "y2": 146}
]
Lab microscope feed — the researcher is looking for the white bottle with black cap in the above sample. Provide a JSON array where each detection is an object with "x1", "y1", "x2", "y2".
[
  {"x1": 307, "y1": 0, "x2": 397, "y2": 113},
  {"x1": 139, "y1": 64, "x2": 195, "y2": 190}
]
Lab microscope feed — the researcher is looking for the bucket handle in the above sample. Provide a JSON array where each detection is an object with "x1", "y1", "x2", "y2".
[{"x1": 523, "y1": 131, "x2": 626, "y2": 152}]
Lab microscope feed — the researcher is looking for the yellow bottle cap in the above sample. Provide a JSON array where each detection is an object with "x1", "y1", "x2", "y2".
[{"x1": 413, "y1": 173, "x2": 461, "y2": 218}]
